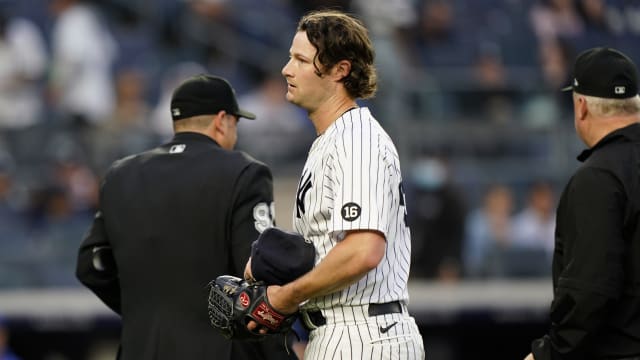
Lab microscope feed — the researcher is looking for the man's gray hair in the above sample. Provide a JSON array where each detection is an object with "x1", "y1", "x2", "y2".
[{"x1": 582, "y1": 94, "x2": 640, "y2": 117}]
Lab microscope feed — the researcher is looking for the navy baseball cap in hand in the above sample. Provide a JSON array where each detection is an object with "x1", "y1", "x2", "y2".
[
  {"x1": 170, "y1": 74, "x2": 256, "y2": 121},
  {"x1": 251, "y1": 227, "x2": 316, "y2": 286},
  {"x1": 562, "y1": 47, "x2": 639, "y2": 99}
]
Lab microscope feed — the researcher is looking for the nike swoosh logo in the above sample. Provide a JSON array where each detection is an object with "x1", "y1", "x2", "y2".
[{"x1": 379, "y1": 321, "x2": 398, "y2": 334}]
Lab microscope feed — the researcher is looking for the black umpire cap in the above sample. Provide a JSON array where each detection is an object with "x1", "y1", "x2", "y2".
[
  {"x1": 562, "y1": 47, "x2": 639, "y2": 99},
  {"x1": 251, "y1": 227, "x2": 316, "y2": 286},
  {"x1": 170, "y1": 74, "x2": 256, "y2": 121}
]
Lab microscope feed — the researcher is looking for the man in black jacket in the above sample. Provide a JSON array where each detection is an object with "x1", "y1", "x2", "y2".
[
  {"x1": 76, "y1": 74, "x2": 294, "y2": 359},
  {"x1": 526, "y1": 48, "x2": 640, "y2": 360}
]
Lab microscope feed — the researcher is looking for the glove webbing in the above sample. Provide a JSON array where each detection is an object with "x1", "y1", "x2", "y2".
[{"x1": 208, "y1": 285, "x2": 234, "y2": 337}]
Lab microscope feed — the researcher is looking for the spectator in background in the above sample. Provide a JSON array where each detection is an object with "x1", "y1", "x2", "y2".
[
  {"x1": 0, "y1": 4, "x2": 47, "y2": 131},
  {"x1": 522, "y1": 38, "x2": 575, "y2": 127},
  {"x1": 411, "y1": 0, "x2": 466, "y2": 67},
  {"x1": 576, "y1": 0, "x2": 619, "y2": 38},
  {"x1": 26, "y1": 184, "x2": 92, "y2": 286},
  {"x1": 179, "y1": 0, "x2": 233, "y2": 67},
  {"x1": 539, "y1": 37, "x2": 574, "y2": 93},
  {"x1": 49, "y1": 0, "x2": 118, "y2": 128},
  {"x1": 507, "y1": 181, "x2": 556, "y2": 278},
  {"x1": 90, "y1": 67, "x2": 158, "y2": 171},
  {"x1": 51, "y1": 159, "x2": 99, "y2": 215},
  {"x1": 21, "y1": 159, "x2": 98, "y2": 287},
  {"x1": 179, "y1": 0, "x2": 296, "y2": 87},
  {"x1": 512, "y1": 181, "x2": 556, "y2": 256},
  {"x1": 0, "y1": 4, "x2": 48, "y2": 163},
  {"x1": 463, "y1": 183, "x2": 514, "y2": 278},
  {"x1": 408, "y1": 157, "x2": 466, "y2": 281},
  {"x1": 530, "y1": 0, "x2": 583, "y2": 43},
  {"x1": 351, "y1": 0, "x2": 417, "y2": 126},
  {"x1": 529, "y1": 0, "x2": 583, "y2": 116},
  {"x1": 235, "y1": 69, "x2": 313, "y2": 165},
  {"x1": 458, "y1": 44, "x2": 519, "y2": 123}
]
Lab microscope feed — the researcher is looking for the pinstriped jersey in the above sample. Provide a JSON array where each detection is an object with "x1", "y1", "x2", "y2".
[{"x1": 293, "y1": 107, "x2": 411, "y2": 310}]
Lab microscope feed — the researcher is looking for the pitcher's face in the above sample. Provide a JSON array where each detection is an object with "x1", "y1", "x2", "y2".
[{"x1": 281, "y1": 31, "x2": 333, "y2": 112}]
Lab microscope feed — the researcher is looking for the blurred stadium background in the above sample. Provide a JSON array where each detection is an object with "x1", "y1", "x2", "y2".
[{"x1": 0, "y1": 0, "x2": 638, "y2": 359}]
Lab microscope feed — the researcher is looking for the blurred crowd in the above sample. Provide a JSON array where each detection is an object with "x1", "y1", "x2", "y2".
[
  {"x1": 407, "y1": 158, "x2": 557, "y2": 282},
  {"x1": 0, "y1": 0, "x2": 638, "y2": 288}
]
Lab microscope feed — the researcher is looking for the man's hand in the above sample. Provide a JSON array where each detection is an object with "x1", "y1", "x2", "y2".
[
  {"x1": 207, "y1": 276, "x2": 297, "y2": 340},
  {"x1": 524, "y1": 353, "x2": 534, "y2": 360},
  {"x1": 247, "y1": 284, "x2": 299, "y2": 334},
  {"x1": 266, "y1": 284, "x2": 299, "y2": 314}
]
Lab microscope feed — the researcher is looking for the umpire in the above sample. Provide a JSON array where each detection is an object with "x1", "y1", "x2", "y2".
[
  {"x1": 526, "y1": 48, "x2": 640, "y2": 360},
  {"x1": 76, "y1": 74, "x2": 294, "y2": 360}
]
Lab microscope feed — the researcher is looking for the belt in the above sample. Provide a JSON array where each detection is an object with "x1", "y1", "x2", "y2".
[{"x1": 301, "y1": 301, "x2": 403, "y2": 331}]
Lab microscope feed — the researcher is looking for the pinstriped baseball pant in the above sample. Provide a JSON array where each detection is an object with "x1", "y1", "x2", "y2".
[{"x1": 302, "y1": 305, "x2": 425, "y2": 359}]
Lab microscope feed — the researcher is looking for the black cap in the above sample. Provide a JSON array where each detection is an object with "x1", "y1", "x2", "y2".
[
  {"x1": 170, "y1": 74, "x2": 256, "y2": 121},
  {"x1": 562, "y1": 47, "x2": 639, "y2": 99},
  {"x1": 250, "y1": 227, "x2": 315, "y2": 286}
]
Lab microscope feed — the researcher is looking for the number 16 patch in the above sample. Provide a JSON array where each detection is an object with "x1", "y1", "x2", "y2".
[{"x1": 341, "y1": 202, "x2": 361, "y2": 222}]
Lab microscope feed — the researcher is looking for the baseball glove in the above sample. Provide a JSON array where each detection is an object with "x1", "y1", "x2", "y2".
[{"x1": 207, "y1": 275, "x2": 297, "y2": 340}]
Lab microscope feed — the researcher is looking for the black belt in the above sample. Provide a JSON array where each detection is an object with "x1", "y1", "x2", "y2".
[
  {"x1": 302, "y1": 301, "x2": 403, "y2": 330},
  {"x1": 368, "y1": 301, "x2": 403, "y2": 316}
]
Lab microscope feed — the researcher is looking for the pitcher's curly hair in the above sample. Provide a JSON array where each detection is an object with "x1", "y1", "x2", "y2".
[{"x1": 298, "y1": 10, "x2": 377, "y2": 99}]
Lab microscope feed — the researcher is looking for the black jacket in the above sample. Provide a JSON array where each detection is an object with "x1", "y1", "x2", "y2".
[
  {"x1": 533, "y1": 123, "x2": 640, "y2": 360},
  {"x1": 76, "y1": 132, "x2": 292, "y2": 360}
]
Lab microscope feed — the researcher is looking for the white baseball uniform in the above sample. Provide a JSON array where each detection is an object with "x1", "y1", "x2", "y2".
[{"x1": 293, "y1": 107, "x2": 425, "y2": 359}]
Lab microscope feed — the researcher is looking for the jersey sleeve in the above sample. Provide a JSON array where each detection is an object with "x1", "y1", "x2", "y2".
[
  {"x1": 75, "y1": 174, "x2": 122, "y2": 315},
  {"x1": 229, "y1": 161, "x2": 275, "y2": 276},
  {"x1": 329, "y1": 122, "x2": 391, "y2": 236}
]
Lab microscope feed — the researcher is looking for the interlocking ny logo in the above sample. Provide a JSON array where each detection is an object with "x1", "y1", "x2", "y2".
[{"x1": 296, "y1": 171, "x2": 313, "y2": 218}]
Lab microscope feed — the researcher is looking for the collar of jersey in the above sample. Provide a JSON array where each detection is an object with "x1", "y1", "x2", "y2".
[
  {"x1": 321, "y1": 107, "x2": 365, "y2": 138},
  {"x1": 172, "y1": 131, "x2": 220, "y2": 147},
  {"x1": 577, "y1": 122, "x2": 640, "y2": 161}
]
